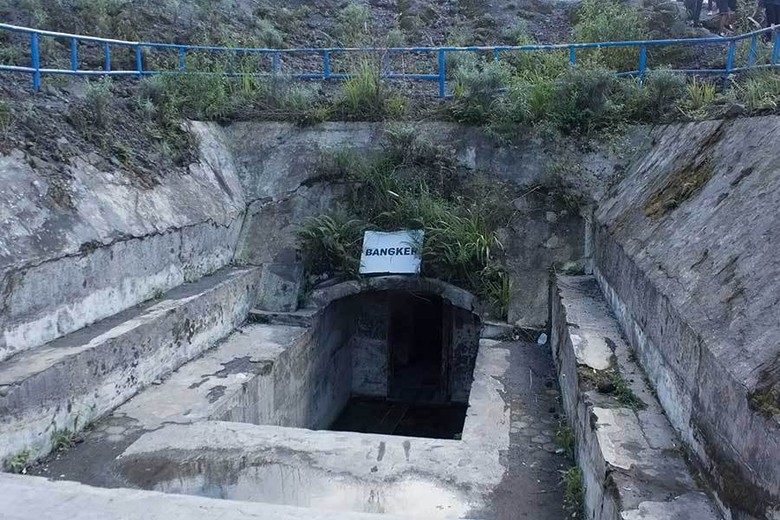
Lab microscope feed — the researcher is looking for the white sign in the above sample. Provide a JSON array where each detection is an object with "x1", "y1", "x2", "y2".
[{"x1": 359, "y1": 230, "x2": 423, "y2": 275}]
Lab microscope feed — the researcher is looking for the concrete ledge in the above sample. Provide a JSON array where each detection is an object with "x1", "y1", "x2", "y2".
[
  {"x1": 0, "y1": 473, "x2": 416, "y2": 520},
  {"x1": 308, "y1": 276, "x2": 477, "y2": 314},
  {"x1": 111, "y1": 323, "x2": 311, "y2": 432},
  {"x1": 0, "y1": 266, "x2": 261, "y2": 464},
  {"x1": 249, "y1": 308, "x2": 319, "y2": 328},
  {"x1": 550, "y1": 275, "x2": 720, "y2": 520}
]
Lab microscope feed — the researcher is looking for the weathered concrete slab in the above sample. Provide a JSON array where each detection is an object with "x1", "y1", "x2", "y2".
[
  {"x1": 0, "y1": 123, "x2": 245, "y2": 360},
  {"x1": 257, "y1": 262, "x2": 304, "y2": 312},
  {"x1": 111, "y1": 323, "x2": 311, "y2": 431},
  {"x1": 24, "y1": 300, "x2": 355, "y2": 485},
  {"x1": 0, "y1": 266, "x2": 261, "y2": 465},
  {"x1": 594, "y1": 117, "x2": 780, "y2": 517},
  {"x1": 550, "y1": 275, "x2": 720, "y2": 520},
  {"x1": 0, "y1": 473, "x2": 418, "y2": 520}
]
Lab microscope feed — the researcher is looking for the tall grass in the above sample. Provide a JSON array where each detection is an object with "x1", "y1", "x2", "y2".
[
  {"x1": 297, "y1": 132, "x2": 513, "y2": 318},
  {"x1": 337, "y1": 60, "x2": 407, "y2": 120},
  {"x1": 573, "y1": 0, "x2": 649, "y2": 72},
  {"x1": 336, "y1": 3, "x2": 373, "y2": 46}
]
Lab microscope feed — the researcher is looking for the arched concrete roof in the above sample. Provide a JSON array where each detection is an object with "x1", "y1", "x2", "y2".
[{"x1": 308, "y1": 276, "x2": 478, "y2": 314}]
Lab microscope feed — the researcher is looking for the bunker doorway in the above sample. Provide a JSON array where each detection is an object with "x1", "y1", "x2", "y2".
[{"x1": 387, "y1": 292, "x2": 453, "y2": 403}]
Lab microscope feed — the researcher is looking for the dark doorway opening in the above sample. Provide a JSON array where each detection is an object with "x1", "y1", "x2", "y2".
[
  {"x1": 388, "y1": 293, "x2": 448, "y2": 403},
  {"x1": 327, "y1": 288, "x2": 477, "y2": 440}
]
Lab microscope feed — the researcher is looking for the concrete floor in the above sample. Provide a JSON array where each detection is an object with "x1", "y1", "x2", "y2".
[{"x1": 476, "y1": 339, "x2": 573, "y2": 520}]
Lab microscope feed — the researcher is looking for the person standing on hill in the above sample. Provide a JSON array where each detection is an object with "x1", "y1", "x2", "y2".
[
  {"x1": 764, "y1": 0, "x2": 780, "y2": 30},
  {"x1": 716, "y1": 0, "x2": 737, "y2": 35}
]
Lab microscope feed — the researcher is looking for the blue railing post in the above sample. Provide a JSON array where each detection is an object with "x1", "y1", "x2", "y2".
[
  {"x1": 30, "y1": 31, "x2": 40, "y2": 90},
  {"x1": 322, "y1": 50, "x2": 331, "y2": 78},
  {"x1": 382, "y1": 52, "x2": 391, "y2": 77},
  {"x1": 772, "y1": 28, "x2": 780, "y2": 65},
  {"x1": 70, "y1": 37, "x2": 78, "y2": 71},
  {"x1": 638, "y1": 46, "x2": 647, "y2": 85},
  {"x1": 104, "y1": 42, "x2": 111, "y2": 72},
  {"x1": 747, "y1": 34, "x2": 757, "y2": 67},
  {"x1": 492, "y1": 48, "x2": 500, "y2": 62},
  {"x1": 135, "y1": 44, "x2": 143, "y2": 78},
  {"x1": 272, "y1": 52, "x2": 280, "y2": 74},
  {"x1": 724, "y1": 39, "x2": 736, "y2": 86},
  {"x1": 437, "y1": 48, "x2": 446, "y2": 98},
  {"x1": 178, "y1": 47, "x2": 186, "y2": 70},
  {"x1": 569, "y1": 45, "x2": 576, "y2": 71}
]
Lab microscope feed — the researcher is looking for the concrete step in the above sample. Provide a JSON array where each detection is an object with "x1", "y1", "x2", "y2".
[
  {"x1": 0, "y1": 266, "x2": 261, "y2": 465},
  {"x1": 23, "y1": 321, "x2": 323, "y2": 487},
  {"x1": 551, "y1": 275, "x2": 722, "y2": 520},
  {"x1": 249, "y1": 308, "x2": 318, "y2": 328},
  {"x1": 112, "y1": 322, "x2": 310, "y2": 427}
]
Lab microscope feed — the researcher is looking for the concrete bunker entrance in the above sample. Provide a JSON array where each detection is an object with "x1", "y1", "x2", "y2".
[{"x1": 331, "y1": 290, "x2": 475, "y2": 439}]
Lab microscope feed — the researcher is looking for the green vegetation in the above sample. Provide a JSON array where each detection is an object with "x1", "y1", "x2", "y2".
[
  {"x1": 748, "y1": 390, "x2": 780, "y2": 419},
  {"x1": 581, "y1": 361, "x2": 647, "y2": 410},
  {"x1": 336, "y1": 2, "x2": 373, "y2": 46},
  {"x1": 561, "y1": 466, "x2": 585, "y2": 517},
  {"x1": 337, "y1": 60, "x2": 408, "y2": 120},
  {"x1": 51, "y1": 427, "x2": 77, "y2": 452},
  {"x1": 611, "y1": 371, "x2": 646, "y2": 409},
  {"x1": 0, "y1": 100, "x2": 11, "y2": 135},
  {"x1": 5, "y1": 449, "x2": 32, "y2": 474},
  {"x1": 555, "y1": 420, "x2": 576, "y2": 460},
  {"x1": 445, "y1": 0, "x2": 779, "y2": 137},
  {"x1": 297, "y1": 128, "x2": 514, "y2": 318},
  {"x1": 573, "y1": 0, "x2": 649, "y2": 71}
]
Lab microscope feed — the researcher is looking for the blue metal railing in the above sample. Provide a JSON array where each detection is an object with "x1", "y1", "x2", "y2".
[{"x1": 1, "y1": 22, "x2": 779, "y2": 95}]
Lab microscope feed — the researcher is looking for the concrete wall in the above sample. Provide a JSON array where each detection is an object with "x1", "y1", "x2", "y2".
[
  {"x1": 450, "y1": 308, "x2": 481, "y2": 403},
  {"x1": 223, "y1": 123, "x2": 606, "y2": 328},
  {"x1": 504, "y1": 189, "x2": 587, "y2": 326},
  {"x1": 350, "y1": 293, "x2": 390, "y2": 397},
  {"x1": 216, "y1": 300, "x2": 356, "y2": 430},
  {"x1": 346, "y1": 290, "x2": 480, "y2": 404},
  {"x1": 593, "y1": 117, "x2": 780, "y2": 519},
  {"x1": 0, "y1": 123, "x2": 246, "y2": 361}
]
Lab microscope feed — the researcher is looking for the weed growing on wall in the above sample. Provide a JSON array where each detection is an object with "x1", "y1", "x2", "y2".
[
  {"x1": 561, "y1": 467, "x2": 585, "y2": 517},
  {"x1": 5, "y1": 449, "x2": 32, "y2": 474},
  {"x1": 297, "y1": 128, "x2": 514, "y2": 319}
]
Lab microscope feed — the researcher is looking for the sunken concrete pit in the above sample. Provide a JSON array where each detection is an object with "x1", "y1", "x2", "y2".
[{"x1": 10, "y1": 278, "x2": 509, "y2": 518}]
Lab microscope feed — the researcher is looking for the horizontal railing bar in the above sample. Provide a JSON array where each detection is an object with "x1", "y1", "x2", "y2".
[
  {"x1": 2, "y1": 22, "x2": 777, "y2": 95},
  {"x1": 0, "y1": 22, "x2": 136, "y2": 45},
  {"x1": 1, "y1": 22, "x2": 775, "y2": 56}
]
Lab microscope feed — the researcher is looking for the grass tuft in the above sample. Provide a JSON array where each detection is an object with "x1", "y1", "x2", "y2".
[
  {"x1": 337, "y1": 60, "x2": 407, "y2": 120},
  {"x1": 336, "y1": 3, "x2": 373, "y2": 46},
  {"x1": 561, "y1": 466, "x2": 584, "y2": 517},
  {"x1": 5, "y1": 449, "x2": 32, "y2": 474}
]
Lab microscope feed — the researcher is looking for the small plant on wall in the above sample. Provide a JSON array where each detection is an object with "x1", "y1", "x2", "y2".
[{"x1": 297, "y1": 127, "x2": 515, "y2": 320}]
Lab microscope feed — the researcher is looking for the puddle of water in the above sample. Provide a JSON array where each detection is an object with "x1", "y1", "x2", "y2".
[{"x1": 154, "y1": 462, "x2": 471, "y2": 518}]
